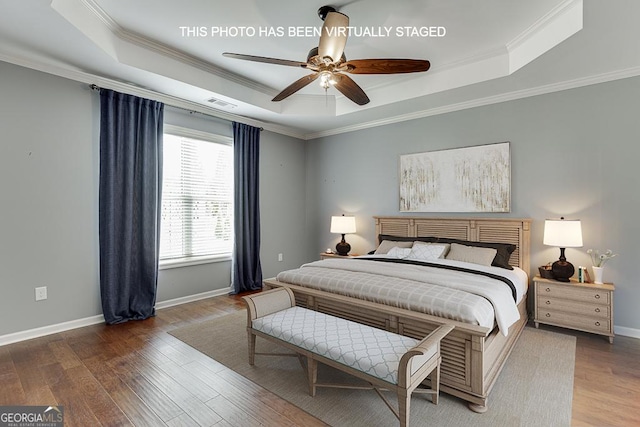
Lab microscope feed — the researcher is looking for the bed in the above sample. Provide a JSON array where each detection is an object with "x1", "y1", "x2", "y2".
[{"x1": 264, "y1": 216, "x2": 531, "y2": 412}]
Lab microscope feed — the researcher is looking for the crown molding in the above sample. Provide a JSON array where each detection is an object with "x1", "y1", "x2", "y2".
[
  {"x1": 507, "y1": 0, "x2": 581, "y2": 53},
  {"x1": 0, "y1": 52, "x2": 306, "y2": 139},
  {"x1": 356, "y1": 46, "x2": 507, "y2": 98},
  {"x1": 303, "y1": 65, "x2": 640, "y2": 140},
  {"x1": 74, "y1": 0, "x2": 275, "y2": 96},
  {"x1": 62, "y1": 0, "x2": 582, "y2": 120},
  {"x1": 332, "y1": 0, "x2": 583, "y2": 114},
  {"x1": 77, "y1": 0, "x2": 118, "y2": 30},
  {"x1": 49, "y1": 0, "x2": 590, "y2": 131},
  {"x1": 507, "y1": 0, "x2": 583, "y2": 73},
  {"x1": 4, "y1": 48, "x2": 639, "y2": 142}
]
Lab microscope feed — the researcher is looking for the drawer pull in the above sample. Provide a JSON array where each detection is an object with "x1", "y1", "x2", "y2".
[
  {"x1": 595, "y1": 294, "x2": 601, "y2": 299},
  {"x1": 545, "y1": 313, "x2": 551, "y2": 317},
  {"x1": 545, "y1": 300, "x2": 551, "y2": 305},
  {"x1": 545, "y1": 287, "x2": 551, "y2": 292},
  {"x1": 595, "y1": 321, "x2": 601, "y2": 326},
  {"x1": 595, "y1": 308, "x2": 601, "y2": 313}
]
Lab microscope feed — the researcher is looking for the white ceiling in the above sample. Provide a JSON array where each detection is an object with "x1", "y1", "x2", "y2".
[{"x1": 1, "y1": 0, "x2": 639, "y2": 139}]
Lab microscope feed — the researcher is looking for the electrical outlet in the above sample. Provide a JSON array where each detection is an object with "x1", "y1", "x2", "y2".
[
  {"x1": 35, "y1": 286, "x2": 47, "y2": 301},
  {"x1": 278, "y1": 253, "x2": 283, "y2": 262}
]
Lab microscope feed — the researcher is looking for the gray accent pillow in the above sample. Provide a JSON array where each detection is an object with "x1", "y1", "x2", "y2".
[
  {"x1": 428, "y1": 237, "x2": 516, "y2": 270},
  {"x1": 445, "y1": 243, "x2": 497, "y2": 266}
]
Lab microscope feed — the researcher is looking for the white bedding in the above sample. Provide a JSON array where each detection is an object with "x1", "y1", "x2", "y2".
[
  {"x1": 275, "y1": 257, "x2": 528, "y2": 336},
  {"x1": 358, "y1": 255, "x2": 529, "y2": 304}
]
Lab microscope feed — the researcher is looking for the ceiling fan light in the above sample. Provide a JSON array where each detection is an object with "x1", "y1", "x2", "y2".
[
  {"x1": 319, "y1": 71, "x2": 332, "y2": 89},
  {"x1": 223, "y1": 7, "x2": 429, "y2": 106}
]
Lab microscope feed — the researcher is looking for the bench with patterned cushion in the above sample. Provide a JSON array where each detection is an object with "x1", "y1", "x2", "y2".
[{"x1": 243, "y1": 287, "x2": 454, "y2": 427}]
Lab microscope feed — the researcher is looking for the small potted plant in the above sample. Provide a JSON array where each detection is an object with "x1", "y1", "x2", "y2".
[{"x1": 586, "y1": 249, "x2": 618, "y2": 284}]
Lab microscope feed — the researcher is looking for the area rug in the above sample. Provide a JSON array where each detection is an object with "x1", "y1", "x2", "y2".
[{"x1": 170, "y1": 311, "x2": 575, "y2": 427}]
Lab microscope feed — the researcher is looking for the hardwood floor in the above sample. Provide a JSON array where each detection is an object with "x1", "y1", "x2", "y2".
[{"x1": 1, "y1": 293, "x2": 638, "y2": 426}]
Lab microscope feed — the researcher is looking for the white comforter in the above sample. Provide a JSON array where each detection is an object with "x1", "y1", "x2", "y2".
[{"x1": 275, "y1": 258, "x2": 528, "y2": 336}]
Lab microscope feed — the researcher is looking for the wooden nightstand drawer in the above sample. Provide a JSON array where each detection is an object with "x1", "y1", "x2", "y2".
[
  {"x1": 533, "y1": 276, "x2": 615, "y2": 343},
  {"x1": 537, "y1": 309, "x2": 611, "y2": 334},
  {"x1": 537, "y1": 298, "x2": 610, "y2": 319},
  {"x1": 536, "y1": 283, "x2": 610, "y2": 304}
]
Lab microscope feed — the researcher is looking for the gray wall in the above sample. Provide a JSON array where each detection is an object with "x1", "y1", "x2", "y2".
[
  {"x1": 1, "y1": 57, "x2": 638, "y2": 337},
  {"x1": 0, "y1": 61, "x2": 308, "y2": 336},
  {"x1": 259, "y1": 129, "x2": 312, "y2": 277},
  {"x1": 306, "y1": 76, "x2": 640, "y2": 332},
  {"x1": 1, "y1": 62, "x2": 102, "y2": 336}
]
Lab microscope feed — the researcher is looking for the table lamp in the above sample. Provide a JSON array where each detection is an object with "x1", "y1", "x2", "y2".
[
  {"x1": 543, "y1": 217, "x2": 583, "y2": 282},
  {"x1": 330, "y1": 215, "x2": 356, "y2": 256}
]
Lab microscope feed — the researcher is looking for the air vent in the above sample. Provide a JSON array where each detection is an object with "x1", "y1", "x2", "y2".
[{"x1": 206, "y1": 97, "x2": 237, "y2": 109}]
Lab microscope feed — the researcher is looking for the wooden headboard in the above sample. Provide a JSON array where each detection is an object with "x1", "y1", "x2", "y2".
[{"x1": 374, "y1": 216, "x2": 531, "y2": 273}]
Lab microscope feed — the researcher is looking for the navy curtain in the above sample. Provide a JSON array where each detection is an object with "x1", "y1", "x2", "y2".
[
  {"x1": 231, "y1": 122, "x2": 263, "y2": 294},
  {"x1": 99, "y1": 89, "x2": 164, "y2": 324}
]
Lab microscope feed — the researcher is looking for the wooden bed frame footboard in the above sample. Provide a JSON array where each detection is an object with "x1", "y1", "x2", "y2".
[
  {"x1": 266, "y1": 217, "x2": 532, "y2": 412},
  {"x1": 264, "y1": 279, "x2": 528, "y2": 412}
]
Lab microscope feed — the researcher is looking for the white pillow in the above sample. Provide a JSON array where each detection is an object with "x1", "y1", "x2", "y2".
[
  {"x1": 386, "y1": 246, "x2": 412, "y2": 259},
  {"x1": 374, "y1": 240, "x2": 413, "y2": 255},
  {"x1": 406, "y1": 242, "x2": 450, "y2": 261},
  {"x1": 445, "y1": 243, "x2": 497, "y2": 266}
]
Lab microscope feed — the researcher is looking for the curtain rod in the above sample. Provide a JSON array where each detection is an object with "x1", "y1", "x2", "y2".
[{"x1": 89, "y1": 84, "x2": 263, "y2": 131}]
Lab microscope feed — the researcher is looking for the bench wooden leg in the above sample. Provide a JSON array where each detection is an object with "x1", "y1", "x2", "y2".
[
  {"x1": 308, "y1": 357, "x2": 318, "y2": 397},
  {"x1": 398, "y1": 390, "x2": 410, "y2": 427},
  {"x1": 247, "y1": 330, "x2": 256, "y2": 366},
  {"x1": 431, "y1": 359, "x2": 441, "y2": 405}
]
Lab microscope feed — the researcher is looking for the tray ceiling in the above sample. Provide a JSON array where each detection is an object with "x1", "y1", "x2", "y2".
[{"x1": 1, "y1": 0, "x2": 640, "y2": 138}]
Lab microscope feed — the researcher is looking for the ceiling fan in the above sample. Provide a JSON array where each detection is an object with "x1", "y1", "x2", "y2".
[{"x1": 223, "y1": 5, "x2": 431, "y2": 106}]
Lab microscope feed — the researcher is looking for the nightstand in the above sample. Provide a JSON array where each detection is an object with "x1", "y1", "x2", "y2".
[
  {"x1": 533, "y1": 275, "x2": 615, "y2": 343},
  {"x1": 320, "y1": 252, "x2": 358, "y2": 260}
]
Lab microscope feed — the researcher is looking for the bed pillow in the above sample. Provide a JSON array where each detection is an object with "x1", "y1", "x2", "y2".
[
  {"x1": 445, "y1": 243, "x2": 497, "y2": 266},
  {"x1": 374, "y1": 239, "x2": 414, "y2": 255},
  {"x1": 407, "y1": 242, "x2": 450, "y2": 261},
  {"x1": 378, "y1": 234, "x2": 438, "y2": 245},
  {"x1": 432, "y1": 238, "x2": 516, "y2": 270},
  {"x1": 386, "y1": 246, "x2": 412, "y2": 259}
]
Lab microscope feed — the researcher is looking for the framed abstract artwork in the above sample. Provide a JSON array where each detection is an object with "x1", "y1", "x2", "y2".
[{"x1": 399, "y1": 142, "x2": 511, "y2": 212}]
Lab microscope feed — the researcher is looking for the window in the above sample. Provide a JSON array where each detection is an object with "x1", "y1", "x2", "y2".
[{"x1": 160, "y1": 126, "x2": 233, "y2": 267}]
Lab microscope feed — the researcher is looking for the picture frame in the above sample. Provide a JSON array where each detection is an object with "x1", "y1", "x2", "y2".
[{"x1": 399, "y1": 142, "x2": 511, "y2": 212}]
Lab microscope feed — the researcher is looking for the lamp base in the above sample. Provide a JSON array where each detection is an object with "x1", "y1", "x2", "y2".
[
  {"x1": 551, "y1": 260, "x2": 574, "y2": 282},
  {"x1": 335, "y1": 235, "x2": 351, "y2": 256}
]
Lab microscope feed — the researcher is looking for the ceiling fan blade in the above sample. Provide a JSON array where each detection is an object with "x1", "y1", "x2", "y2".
[
  {"x1": 332, "y1": 74, "x2": 370, "y2": 105},
  {"x1": 343, "y1": 59, "x2": 431, "y2": 74},
  {"x1": 223, "y1": 52, "x2": 308, "y2": 68},
  {"x1": 318, "y1": 11, "x2": 349, "y2": 63},
  {"x1": 272, "y1": 73, "x2": 320, "y2": 102}
]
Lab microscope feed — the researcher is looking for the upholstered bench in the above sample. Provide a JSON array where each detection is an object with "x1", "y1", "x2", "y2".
[{"x1": 242, "y1": 287, "x2": 454, "y2": 427}]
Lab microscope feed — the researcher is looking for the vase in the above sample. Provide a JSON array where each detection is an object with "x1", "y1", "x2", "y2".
[{"x1": 592, "y1": 266, "x2": 604, "y2": 284}]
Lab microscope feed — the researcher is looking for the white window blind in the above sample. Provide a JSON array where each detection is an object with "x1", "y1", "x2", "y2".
[{"x1": 160, "y1": 131, "x2": 233, "y2": 263}]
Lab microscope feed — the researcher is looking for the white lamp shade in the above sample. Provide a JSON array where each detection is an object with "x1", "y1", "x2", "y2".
[
  {"x1": 543, "y1": 219, "x2": 583, "y2": 247},
  {"x1": 330, "y1": 215, "x2": 356, "y2": 234}
]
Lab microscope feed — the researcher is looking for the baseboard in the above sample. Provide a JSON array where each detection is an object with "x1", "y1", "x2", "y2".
[
  {"x1": 0, "y1": 287, "x2": 231, "y2": 347},
  {"x1": 614, "y1": 325, "x2": 640, "y2": 339},
  {"x1": 5, "y1": 288, "x2": 631, "y2": 346},
  {"x1": 0, "y1": 315, "x2": 106, "y2": 347},
  {"x1": 155, "y1": 287, "x2": 231, "y2": 310}
]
